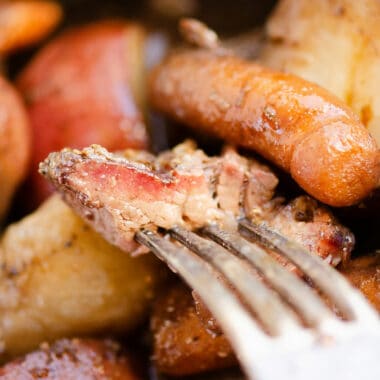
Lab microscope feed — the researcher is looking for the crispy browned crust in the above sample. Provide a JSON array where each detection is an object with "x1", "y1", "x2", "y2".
[
  {"x1": 0, "y1": 339, "x2": 140, "y2": 379},
  {"x1": 340, "y1": 252, "x2": 380, "y2": 313},
  {"x1": 151, "y1": 284, "x2": 237, "y2": 376},
  {"x1": 149, "y1": 50, "x2": 380, "y2": 207}
]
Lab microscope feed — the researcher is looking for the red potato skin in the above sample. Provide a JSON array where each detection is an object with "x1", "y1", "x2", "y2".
[
  {"x1": 17, "y1": 21, "x2": 149, "y2": 206},
  {"x1": 149, "y1": 50, "x2": 380, "y2": 207},
  {"x1": 0, "y1": 76, "x2": 31, "y2": 220}
]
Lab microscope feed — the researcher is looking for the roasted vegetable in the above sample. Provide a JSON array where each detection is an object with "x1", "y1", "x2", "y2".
[
  {"x1": 0, "y1": 338, "x2": 141, "y2": 379},
  {"x1": 151, "y1": 283, "x2": 236, "y2": 376},
  {"x1": 340, "y1": 252, "x2": 380, "y2": 313},
  {"x1": 0, "y1": 75, "x2": 31, "y2": 221},
  {"x1": 17, "y1": 20, "x2": 149, "y2": 206},
  {"x1": 0, "y1": 195, "x2": 166, "y2": 359},
  {"x1": 260, "y1": 0, "x2": 380, "y2": 146}
]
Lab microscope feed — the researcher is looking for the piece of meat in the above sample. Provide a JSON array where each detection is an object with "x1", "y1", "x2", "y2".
[
  {"x1": 0, "y1": 338, "x2": 140, "y2": 380},
  {"x1": 340, "y1": 252, "x2": 380, "y2": 313},
  {"x1": 40, "y1": 141, "x2": 354, "y2": 265},
  {"x1": 151, "y1": 283, "x2": 237, "y2": 376},
  {"x1": 268, "y1": 196, "x2": 353, "y2": 266},
  {"x1": 149, "y1": 50, "x2": 380, "y2": 207}
]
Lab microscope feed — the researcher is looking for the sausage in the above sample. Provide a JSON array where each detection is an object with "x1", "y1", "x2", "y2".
[{"x1": 149, "y1": 50, "x2": 380, "y2": 207}]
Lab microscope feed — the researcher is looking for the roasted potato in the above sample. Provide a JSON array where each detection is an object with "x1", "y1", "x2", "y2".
[
  {"x1": 151, "y1": 283, "x2": 236, "y2": 376},
  {"x1": 0, "y1": 195, "x2": 167, "y2": 359},
  {"x1": 17, "y1": 20, "x2": 149, "y2": 206},
  {"x1": 0, "y1": 338, "x2": 141, "y2": 380},
  {"x1": 0, "y1": 0, "x2": 62, "y2": 55},
  {"x1": 0, "y1": 75, "x2": 31, "y2": 221},
  {"x1": 340, "y1": 252, "x2": 380, "y2": 313},
  {"x1": 260, "y1": 0, "x2": 380, "y2": 146}
]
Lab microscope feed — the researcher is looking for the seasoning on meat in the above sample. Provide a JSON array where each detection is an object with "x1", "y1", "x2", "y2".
[{"x1": 40, "y1": 140, "x2": 354, "y2": 265}]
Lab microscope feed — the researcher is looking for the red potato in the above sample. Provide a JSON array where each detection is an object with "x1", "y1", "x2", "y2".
[
  {"x1": 17, "y1": 20, "x2": 149, "y2": 206},
  {"x1": 0, "y1": 0, "x2": 62, "y2": 55},
  {"x1": 0, "y1": 75, "x2": 31, "y2": 221},
  {"x1": 149, "y1": 50, "x2": 380, "y2": 207}
]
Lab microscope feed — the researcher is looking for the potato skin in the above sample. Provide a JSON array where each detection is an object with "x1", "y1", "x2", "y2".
[
  {"x1": 149, "y1": 50, "x2": 379, "y2": 207},
  {"x1": 0, "y1": 195, "x2": 166, "y2": 359},
  {"x1": 0, "y1": 338, "x2": 140, "y2": 380},
  {"x1": 0, "y1": 0, "x2": 62, "y2": 54},
  {"x1": 0, "y1": 75, "x2": 31, "y2": 221},
  {"x1": 17, "y1": 21, "x2": 149, "y2": 205}
]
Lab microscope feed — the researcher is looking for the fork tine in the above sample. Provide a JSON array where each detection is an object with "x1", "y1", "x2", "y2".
[
  {"x1": 203, "y1": 224, "x2": 334, "y2": 328},
  {"x1": 170, "y1": 226, "x2": 300, "y2": 336},
  {"x1": 239, "y1": 219, "x2": 379, "y2": 323},
  {"x1": 135, "y1": 229, "x2": 277, "y2": 379}
]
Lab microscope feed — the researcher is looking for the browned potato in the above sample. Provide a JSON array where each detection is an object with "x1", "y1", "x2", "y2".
[
  {"x1": 0, "y1": 195, "x2": 167, "y2": 359},
  {"x1": 151, "y1": 283, "x2": 236, "y2": 376},
  {"x1": 0, "y1": 338, "x2": 141, "y2": 379},
  {"x1": 0, "y1": 75, "x2": 31, "y2": 221},
  {"x1": 0, "y1": 0, "x2": 62, "y2": 54},
  {"x1": 17, "y1": 20, "x2": 149, "y2": 206},
  {"x1": 340, "y1": 252, "x2": 380, "y2": 313},
  {"x1": 260, "y1": 0, "x2": 380, "y2": 145}
]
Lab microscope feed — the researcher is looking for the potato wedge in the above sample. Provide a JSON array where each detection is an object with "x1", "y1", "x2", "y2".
[
  {"x1": 0, "y1": 195, "x2": 167, "y2": 359},
  {"x1": 260, "y1": 0, "x2": 380, "y2": 145}
]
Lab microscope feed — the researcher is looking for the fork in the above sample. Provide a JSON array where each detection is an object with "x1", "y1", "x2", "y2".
[{"x1": 135, "y1": 219, "x2": 380, "y2": 380}]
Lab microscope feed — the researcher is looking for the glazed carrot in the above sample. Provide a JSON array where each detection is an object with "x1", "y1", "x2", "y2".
[{"x1": 149, "y1": 50, "x2": 380, "y2": 207}]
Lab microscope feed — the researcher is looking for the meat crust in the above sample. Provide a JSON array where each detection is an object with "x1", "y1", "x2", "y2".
[
  {"x1": 149, "y1": 50, "x2": 380, "y2": 207},
  {"x1": 40, "y1": 141, "x2": 354, "y2": 265},
  {"x1": 0, "y1": 339, "x2": 140, "y2": 379}
]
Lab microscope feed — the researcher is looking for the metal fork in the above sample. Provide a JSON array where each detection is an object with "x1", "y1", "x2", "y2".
[{"x1": 135, "y1": 219, "x2": 380, "y2": 380}]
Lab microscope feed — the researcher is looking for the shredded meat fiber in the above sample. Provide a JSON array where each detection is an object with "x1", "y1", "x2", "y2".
[{"x1": 40, "y1": 140, "x2": 354, "y2": 265}]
